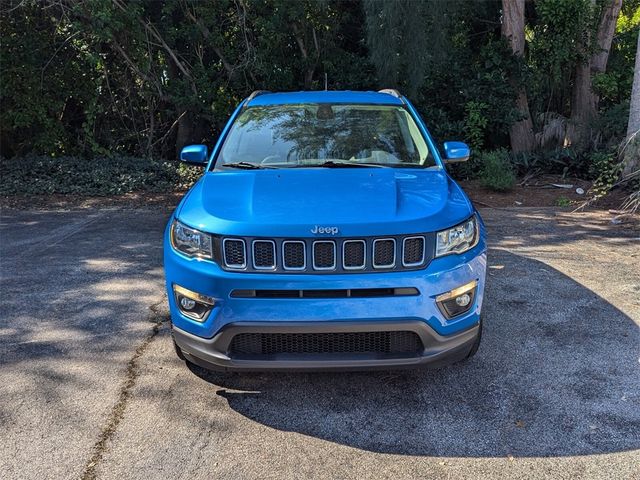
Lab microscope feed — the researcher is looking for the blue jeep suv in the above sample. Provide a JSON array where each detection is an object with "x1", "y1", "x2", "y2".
[{"x1": 164, "y1": 89, "x2": 487, "y2": 371}]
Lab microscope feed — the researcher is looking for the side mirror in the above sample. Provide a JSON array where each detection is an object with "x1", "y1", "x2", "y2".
[
  {"x1": 180, "y1": 144, "x2": 208, "y2": 166},
  {"x1": 443, "y1": 141, "x2": 470, "y2": 163}
]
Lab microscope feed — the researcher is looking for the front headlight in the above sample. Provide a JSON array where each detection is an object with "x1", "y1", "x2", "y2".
[
  {"x1": 435, "y1": 215, "x2": 479, "y2": 257},
  {"x1": 170, "y1": 220, "x2": 213, "y2": 259}
]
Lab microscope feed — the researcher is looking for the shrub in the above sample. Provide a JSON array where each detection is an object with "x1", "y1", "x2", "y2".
[
  {"x1": 0, "y1": 156, "x2": 201, "y2": 196},
  {"x1": 510, "y1": 148, "x2": 588, "y2": 177},
  {"x1": 447, "y1": 151, "x2": 484, "y2": 181},
  {"x1": 479, "y1": 149, "x2": 516, "y2": 192},
  {"x1": 587, "y1": 150, "x2": 622, "y2": 199},
  {"x1": 463, "y1": 101, "x2": 489, "y2": 152}
]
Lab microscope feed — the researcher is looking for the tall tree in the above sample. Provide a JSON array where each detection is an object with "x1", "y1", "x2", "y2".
[
  {"x1": 623, "y1": 30, "x2": 640, "y2": 176},
  {"x1": 364, "y1": 0, "x2": 459, "y2": 97},
  {"x1": 364, "y1": 0, "x2": 429, "y2": 96},
  {"x1": 567, "y1": 0, "x2": 622, "y2": 147},
  {"x1": 501, "y1": 0, "x2": 535, "y2": 152}
]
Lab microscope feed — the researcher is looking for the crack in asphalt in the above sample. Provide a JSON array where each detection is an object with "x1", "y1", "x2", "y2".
[{"x1": 81, "y1": 296, "x2": 168, "y2": 480}]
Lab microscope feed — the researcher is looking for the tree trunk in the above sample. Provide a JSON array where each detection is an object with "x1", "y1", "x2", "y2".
[
  {"x1": 623, "y1": 30, "x2": 640, "y2": 176},
  {"x1": 567, "y1": 0, "x2": 622, "y2": 147},
  {"x1": 501, "y1": 0, "x2": 535, "y2": 152},
  {"x1": 568, "y1": 61, "x2": 597, "y2": 146},
  {"x1": 627, "y1": 31, "x2": 640, "y2": 140}
]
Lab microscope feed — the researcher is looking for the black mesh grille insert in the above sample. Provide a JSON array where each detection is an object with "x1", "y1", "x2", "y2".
[
  {"x1": 229, "y1": 331, "x2": 423, "y2": 356},
  {"x1": 313, "y1": 241, "x2": 335, "y2": 269},
  {"x1": 253, "y1": 241, "x2": 275, "y2": 268},
  {"x1": 283, "y1": 241, "x2": 305, "y2": 269},
  {"x1": 343, "y1": 240, "x2": 365, "y2": 268},
  {"x1": 403, "y1": 237, "x2": 425, "y2": 265},
  {"x1": 224, "y1": 239, "x2": 245, "y2": 267},
  {"x1": 373, "y1": 239, "x2": 395, "y2": 267}
]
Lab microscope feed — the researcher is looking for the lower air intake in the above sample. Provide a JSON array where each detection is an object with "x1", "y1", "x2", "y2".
[{"x1": 229, "y1": 331, "x2": 423, "y2": 356}]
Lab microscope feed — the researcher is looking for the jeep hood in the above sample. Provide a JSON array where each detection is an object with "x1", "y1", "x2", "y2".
[{"x1": 177, "y1": 168, "x2": 473, "y2": 237}]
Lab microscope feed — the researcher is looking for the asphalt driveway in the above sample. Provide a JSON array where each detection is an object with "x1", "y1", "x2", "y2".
[{"x1": 0, "y1": 206, "x2": 638, "y2": 479}]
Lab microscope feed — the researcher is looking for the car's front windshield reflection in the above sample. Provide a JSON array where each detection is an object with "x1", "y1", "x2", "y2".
[{"x1": 214, "y1": 104, "x2": 435, "y2": 169}]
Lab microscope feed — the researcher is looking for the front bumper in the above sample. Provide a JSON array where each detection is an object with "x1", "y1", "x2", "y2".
[
  {"x1": 173, "y1": 320, "x2": 480, "y2": 371},
  {"x1": 164, "y1": 226, "x2": 486, "y2": 371}
]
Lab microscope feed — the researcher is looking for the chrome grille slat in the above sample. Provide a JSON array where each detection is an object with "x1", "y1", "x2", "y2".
[
  {"x1": 343, "y1": 240, "x2": 366, "y2": 270},
  {"x1": 223, "y1": 238, "x2": 246, "y2": 268},
  {"x1": 252, "y1": 240, "x2": 276, "y2": 269},
  {"x1": 402, "y1": 236, "x2": 425, "y2": 267},
  {"x1": 373, "y1": 238, "x2": 396, "y2": 268},
  {"x1": 282, "y1": 240, "x2": 306, "y2": 270},
  {"x1": 313, "y1": 241, "x2": 336, "y2": 270}
]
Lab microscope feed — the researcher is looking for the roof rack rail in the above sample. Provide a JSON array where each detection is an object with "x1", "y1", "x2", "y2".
[
  {"x1": 246, "y1": 90, "x2": 270, "y2": 103},
  {"x1": 378, "y1": 89, "x2": 405, "y2": 103}
]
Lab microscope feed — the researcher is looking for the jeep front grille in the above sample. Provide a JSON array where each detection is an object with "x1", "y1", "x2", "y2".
[{"x1": 220, "y1": 234, "x2": 432, "y2": 274}]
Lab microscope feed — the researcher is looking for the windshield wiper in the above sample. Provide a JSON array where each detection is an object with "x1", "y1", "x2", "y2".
[
  {"x1": 222, "y1": 162, "x2": 274, "y2": 170},
  {"x1": 301, "y1": 160, "x2": 387, "y2": 168}
]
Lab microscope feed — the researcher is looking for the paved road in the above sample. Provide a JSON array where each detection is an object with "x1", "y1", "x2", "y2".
[{"x1": 1, "y1": 206, "x2": 638, "y2": 479}]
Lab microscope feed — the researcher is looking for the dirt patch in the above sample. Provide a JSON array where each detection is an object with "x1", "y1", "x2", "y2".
[
  {"x1": 460, "y1": 175, "x2": 631, "y2": 209},
  {"x1": 0, "y1": 174, "x2": 634, "y2": 213}
]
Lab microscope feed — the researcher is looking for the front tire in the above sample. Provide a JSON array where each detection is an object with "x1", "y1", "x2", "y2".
[
  {"x1": 172, "y1": 336, "x2": 187, "y2": 361},
  {"x1": 462, "y1": 319, "x2": 482, "y2": 361}
]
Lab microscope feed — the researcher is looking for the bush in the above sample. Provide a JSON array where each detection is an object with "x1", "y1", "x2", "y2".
[
  {"x1": 479, "y1": 149, "x2": 516, "y2": 192},
  {"x1": 0, "y1": 156, "x2": 201, "y2": 196},
  {"x1": 587, "y1": 150, "x2": 622, "y2": 199},
  {"x1": 510, "y1": 148, "x2": 587, "y2": 177}
]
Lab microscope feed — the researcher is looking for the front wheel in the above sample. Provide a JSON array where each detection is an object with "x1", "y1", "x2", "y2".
[
  {"x1": 172, "y1": 336, "x2": 187, "y2": 361},
  {"x1": 462, "y1": 319, "x2": 482, "y2": 361}
]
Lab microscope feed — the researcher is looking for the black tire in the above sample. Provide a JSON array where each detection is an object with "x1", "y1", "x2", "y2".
[
  {"x1": 172, "y1": 337, "x2": 187, "y2": 361},
  {"x1": 462, "y1": 319, "x2": 482, "y2": 361}
]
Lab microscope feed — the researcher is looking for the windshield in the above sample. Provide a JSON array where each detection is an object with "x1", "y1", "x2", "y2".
[{"x1": 214, "y1": 104, "x2": 436, "y2": 169}]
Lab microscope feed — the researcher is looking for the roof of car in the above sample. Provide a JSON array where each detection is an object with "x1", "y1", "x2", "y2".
[{"x1": 245, "y1": 90, "x2": 405, "y2": 107}]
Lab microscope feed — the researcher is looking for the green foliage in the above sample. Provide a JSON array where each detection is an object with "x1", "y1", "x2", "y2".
[
  {"x1": 595, "y1": 102, "x2": 631, "y2": 143},
  {"x1": 555, "y1": 196, "x2": 571, "y2": 207},
  {"x1": 588, "y1": 150, "x2": 622, "y2": 199},
  {"x1": 510, "y1": 148, "x2": 597, "y2": 178},
  {"x1": 479, "y1": 150, "x2": 516, "y2": 192},
  {"x1": 527, "y1": 0, "x2": 597, "y2": 118},
  {"x1": 0, "y1": 156, "x2": 200, "y2": 196},
  {"x1": 0, "y1": 0, "x2": 637, "y2": 195},
  {"x1": 363, "y1": 0, "x2": 455, "y2": 96},
  {"x1": 0, "y1": 2, "x2": 98, "y2": 157},
  {"x1": 464, "y1": 101, "x2": 489, "y2": 151}
]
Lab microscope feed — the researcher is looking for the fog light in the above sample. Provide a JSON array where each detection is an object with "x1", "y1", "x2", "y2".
[
  {"x1": 180, "y1": 297, "x2": 196, "y2": 310},
  {"x1": 435, "y1": 280, "x2": 477, "y2": 319},
  {"x1": 456, "y1": 293, "x2": 471, "y2": 307},
  {"x1": 173, "y1": 284, "x2": 215, "y2": 322}
]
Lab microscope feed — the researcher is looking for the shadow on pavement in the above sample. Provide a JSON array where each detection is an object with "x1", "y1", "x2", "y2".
[
  {"x1": 0, "y1": 209, "x2": 169, "y2": 425},
  {"x1": 189, "y1": 249, "x2": 640, "y2": 458}
]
